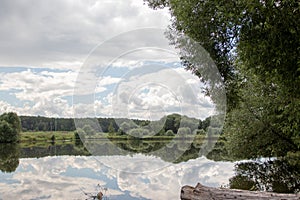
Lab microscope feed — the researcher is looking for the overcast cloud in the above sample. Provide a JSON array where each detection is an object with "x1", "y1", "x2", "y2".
[
  {"x1": 0, "y1": 0, "x2": 170, "y2": 68},
  {"x1": 0, "y1": 0, "x2": 217, "y2": 119}
]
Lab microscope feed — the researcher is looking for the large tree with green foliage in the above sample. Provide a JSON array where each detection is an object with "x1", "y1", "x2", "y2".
[
  {"x1": 145, "y1": 0, "x2": 300, "y2": 159},
  {"x1": 0, "y1": 112, "x2": 21, "y2": 143}
]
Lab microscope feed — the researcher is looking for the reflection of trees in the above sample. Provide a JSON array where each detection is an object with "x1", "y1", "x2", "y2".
[
  {"x1": 229, "y1": 159, "x2": 300, "y2": 193},
  {"x1": 20, "y1": 143, "x2": 90, "y2": 157},
  {"x1": 0, "y1": 143, "x2": 20, "y2": 173},
  {"x1": 108, "y1": 137, "x2": 229, "y2": 163},
  {"x1": 112, "y1": 139, "x2": 167, "y2": 154},
  {"x1": 126, "y1": 139, "x2": 150, "y2": 152}
]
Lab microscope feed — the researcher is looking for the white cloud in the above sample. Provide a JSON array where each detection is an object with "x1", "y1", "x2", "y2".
[
  {"x1": 0, "y1": 155, "x2": 235, "y2": 200},
  {"x1": 110, "y1": 67, "x2": 214, "y2": 120},
  {"x1": 0, "y1": 100, "x2": 15, "y2": 113},
  {"x1": 97, "y1": 76, "x2": 121, "y2": 87},
  {"x1": 0, "y1": 69, "x2": 122, "y2": 117},
  {"x1": 0, "y1": 65, "x2": 214, "y2": 119},
  {"x1": 0, "y1": 69, "x2": 75, "y2": 116},
  {"x1": 0, "y1": 69, "x2": 76, "y2": 101},
  {"x1": 109, "y1": 49, "x2": 180, "y2": 69}
]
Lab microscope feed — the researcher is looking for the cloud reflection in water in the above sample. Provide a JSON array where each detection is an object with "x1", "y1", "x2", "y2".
[{"x1": 0, "y1": 155, "x2": 234, "y2": 200}]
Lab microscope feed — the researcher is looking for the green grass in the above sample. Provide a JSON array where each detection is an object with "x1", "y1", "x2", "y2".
[
  {"x1": 20, "y1": 131, "x2": 74, "y2": 142},
  {"x1": 20, "y1": 131, "x2": 207, "y2": 142}
]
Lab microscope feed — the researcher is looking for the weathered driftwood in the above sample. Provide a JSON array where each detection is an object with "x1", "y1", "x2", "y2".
[{"x1": 180, "y1": 183, "x2": 300, "y2": 200}]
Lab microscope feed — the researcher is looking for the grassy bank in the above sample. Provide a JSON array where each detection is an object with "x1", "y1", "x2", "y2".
[
  {"x1": 20, "y1": 131, "x2": 74, "y2": 142},
  {"x1": 20, "y1": 131, "x2": 207, "y2": 142}
]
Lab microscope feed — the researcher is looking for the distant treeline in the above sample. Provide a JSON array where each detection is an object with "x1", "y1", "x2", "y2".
[
  {"x1": 20, "y1": 114, "x2": 213, "y2": 133},
  {"x1": 20, "y1": 116, "x2": 76, "y2": 132}
]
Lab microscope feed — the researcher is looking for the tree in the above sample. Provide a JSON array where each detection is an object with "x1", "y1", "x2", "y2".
[
  {"x1": 164, "y1": 114, "x2": 181, "y2": 133},
  {"x1": 165, "y1": 130, "x2": 175, "y2": 136},
  {"x1": 118, "y1": 120, "x2": 138, "y2": 134},
  {"x1": 201, "y1": 116, "x2": 211, "y2": 131},
  {"x1": 0, "y1": 112, "x2": 21, "y2": 143},
  {"x1": 74, "y1": 129, "x2": 85, "y2": 146},
  {"x1": 194, "y1": 129, "x2": 206, "y2": 135},
  {"x1": 145, "y1": 0, "x2": 300, "y2": 159},
  {"x1": 225, "y1": 74, "x2": 299, "y2": 159},
  {"x1": 128, "y1": 128, "x2": 150, "y2": 138},
  {"x1": 145, "y1": 0, "x2": 242, "y2": 109},
  {"x1": 177, "y1": 127, "x2": 191, "y2": 138},
  {"x1": 50, "y1": 135, "x2": 56, "y2": 144},
  {"x1": 1, "y1": 112, "x2": 21, "y2": 133},
  {"x1": 229, "y1": 0, "x2": 300, "y2": 159},
  {"x1": 82, "y1": 124, "x2": 96, "y2": 136},
  {"x1": 0, "y1": 121, "x2": 15, "y2": 143},
  {"x1": 180, "y1": 116, "x2": 199, "y2": 132},
  {"x1": 108, "y1": 121, "x2": 116, "y2": 133}
]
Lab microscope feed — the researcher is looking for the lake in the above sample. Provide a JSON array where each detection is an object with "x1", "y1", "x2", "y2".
[{"x1": 0, "y1": 140, "x2": 299, "y2": 199}]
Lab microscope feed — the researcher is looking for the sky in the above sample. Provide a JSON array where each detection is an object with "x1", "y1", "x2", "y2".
[{"x1": 0, "y1": 0, "x2": 215, "y2": 120}]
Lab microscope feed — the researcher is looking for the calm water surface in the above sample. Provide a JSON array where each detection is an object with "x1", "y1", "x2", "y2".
[{"x1": 0, "y1": 141, "x2": 298, "y2": 199}]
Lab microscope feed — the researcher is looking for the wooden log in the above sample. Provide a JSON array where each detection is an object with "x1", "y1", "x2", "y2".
[{"x1": 180, "y1": 183, "x2": 300, "y2": 200}]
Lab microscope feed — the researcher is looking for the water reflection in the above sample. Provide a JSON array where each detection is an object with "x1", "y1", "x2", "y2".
[
  {"x1": 0, "y1": 142, "x2": 299, "y2": 199},
  {"x1": 0, "y1": 143, "x2": 20, "y2": 173},
  {"x1": 84, "y1": 138, "x2": 224, "y2": 166},
  {"x1": 0, "y1": 155, "x2": 234, "y2": 200},
  {"x1": 229, "y1": 159, "x2": 300, "y2": 193}
]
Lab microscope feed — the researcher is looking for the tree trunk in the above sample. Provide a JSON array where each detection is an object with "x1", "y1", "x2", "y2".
[{"x1": 180, "y1": 183, "x2": 300, "y2": 200}]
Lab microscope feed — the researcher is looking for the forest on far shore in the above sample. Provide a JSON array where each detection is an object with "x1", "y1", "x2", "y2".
[{"x1": 19, "y1": 114, "x2": 212, "y2": 135}]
